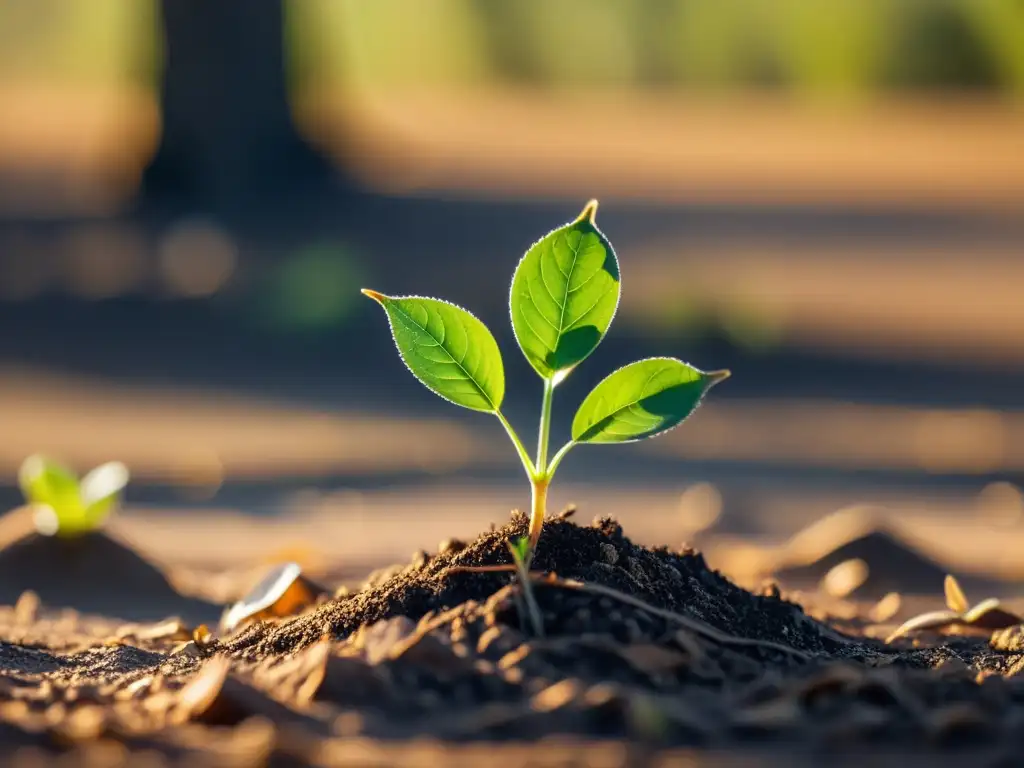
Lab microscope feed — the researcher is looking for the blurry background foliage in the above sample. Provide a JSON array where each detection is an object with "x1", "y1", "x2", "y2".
[
  {"x1": 1, "y1": 0, "x2": 1021, "y2": 98},
  {"x1": 291, "y1": 0, "x2": 1024, "y2": 97},
  {"x1": 0, "y1": 0, "x2": 1021, "y2": 346}
]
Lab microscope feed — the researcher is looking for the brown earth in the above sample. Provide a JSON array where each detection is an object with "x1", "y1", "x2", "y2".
[{"x1": 1, "y1": 512, "x2": 1023, "y2": 767}]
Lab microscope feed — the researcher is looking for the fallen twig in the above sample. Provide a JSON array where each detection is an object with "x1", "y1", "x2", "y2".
[{"x1": 537, "y1": 576, "x2": 813, "y2": 660}]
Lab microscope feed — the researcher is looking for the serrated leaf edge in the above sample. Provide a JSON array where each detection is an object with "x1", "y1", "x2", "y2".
[
  {"x1": 508, "y1": 203, "x2": 621, "y2": 381},
  {"x1": 572, "y1": 356, "x2": 728, "y2": 444},
  {"x1": 363, "y1": 290, "x2": 504, "y2": 413}
]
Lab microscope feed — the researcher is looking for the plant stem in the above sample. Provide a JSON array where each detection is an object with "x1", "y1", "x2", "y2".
[
  {"x1": 535, "y1": 377, "x2": 555, "y2": 473},
  {"x1": 546, "y1": 440, "x2": 575, "y2": 477},
  {"x1": 527, "y1": 476, "x2": 549, "y2": 561},
  {"x1": 495, "y1": 411, "x2": 536, "y2": 477}
]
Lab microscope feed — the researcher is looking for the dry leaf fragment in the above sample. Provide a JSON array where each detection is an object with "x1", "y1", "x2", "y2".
[
  {"x1": 193, "y1": 624, "x2": 216, "y2": 651},
  {"x1": 220, "y1": 562, "x2": 328, "y2": 633},
  {"x1": 961, "y1": 598, "x2": 1021, "y2": 630},
  {"x1": 944, "y1": 574, "x2": 969, "y2": 614},
  {"x1": 886, "y1": 573, "x2": 1022, "y2": 644},
  {"x1": 885, "y1": 610, "x2": 961, "y2": 644}
]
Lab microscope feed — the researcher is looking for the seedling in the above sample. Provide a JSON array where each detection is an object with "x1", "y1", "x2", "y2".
[
  {"x1": 363, "y1": 201, "x2": 729, "y2": 566},
  {"x1": 885, "y1": 574, "x2": 1021, "y2": 644},
  {"x1": 18, "y1": 454, "x2": 129, "y2": 538},
  {"x1": 508, "y1": 536, "x2": 544, "y2": 637}
]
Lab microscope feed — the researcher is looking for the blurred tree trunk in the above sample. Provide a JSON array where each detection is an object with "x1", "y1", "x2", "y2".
[{"x1": 142, "y1": 0, "x2": 331, "y2": 214}]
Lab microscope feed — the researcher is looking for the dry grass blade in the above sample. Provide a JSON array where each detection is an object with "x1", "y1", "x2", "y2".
[
  {"x1": 944, "y1": 575, "x2": 969, "y2": 614},
  {"x1": 885, "y1": 610, "x2": 961, "y2": 644}
]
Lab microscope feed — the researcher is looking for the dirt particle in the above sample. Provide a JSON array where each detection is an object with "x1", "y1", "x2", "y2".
[
  {"x1": 439, "y1": 539, "x2": 467, "y2": 555},
  {"x1": 531, "y1": 679, "x2": 585, "y2": 712},
  {"x1": 599, "y1": 544, "x2": 618, "y2": 566},
  {"x1": 355, "y1": 617, "x2": 417, "y2": 665}
]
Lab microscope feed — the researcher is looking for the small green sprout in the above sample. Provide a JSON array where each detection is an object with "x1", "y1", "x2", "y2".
[
  {"x1": 18, "y1": 454, "x2": 129, "y2": 537},
  {"x1": 508, "y1": 535, "x2": 544, "y2": 637},
  {"x1": 362, "y1": 201, "x2": 728, "y2": 565}
]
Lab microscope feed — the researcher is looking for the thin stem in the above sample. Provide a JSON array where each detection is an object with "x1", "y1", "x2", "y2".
[
  {"x1": 527, "y1": 477, "x2": 549, "y2": 560},
  {"x1": 495, "y1": 411, "x2": 536, "y2": 477},
  {"x1": 529, "y1": 576, "x2": 814, "y2": 659},
  {"x1": 535, "y1": 377, "x2": 555, "y2": 473},
  {"x1": 545, "y1": 440, "x2": 576, "y2": 479},
  {"x1": 517, "y1": 577, "x2": 545, "y2": 638}
]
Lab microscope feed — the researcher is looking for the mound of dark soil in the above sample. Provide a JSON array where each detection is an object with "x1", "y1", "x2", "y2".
[
  {"x1": 1, "y1": 513, "x2": 1024, "y2": 766},
  {"x1": 773, "y1": 525, "x2": 1006, "y2": 599},
  {"x1": 0, "y1": 525, "x2": 218, "y2": 624},
  {"x1": 227, "y1": 512, "x2": 847, "y2": 658}
]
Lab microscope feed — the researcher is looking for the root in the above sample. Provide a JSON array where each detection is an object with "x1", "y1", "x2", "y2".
[{"x1": 539, "y1": 576, "x2": 814, "y2": 660}]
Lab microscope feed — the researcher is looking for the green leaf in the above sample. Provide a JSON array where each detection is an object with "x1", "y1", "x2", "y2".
[
  {"x1": 18, "y1": 456, "x2": 129, "y2": 536},
  {"x1": 362, "y1": 290, "x2": 505, "y2": 412},
  {"x1": 80, "y1": 461, "x2": 130, "y2": 528},
  {"x1": 510, "y1": 200, "x2": 620, "y2": 381},
  {"x1": 508, "y1": 536, "x2": 531, "y2": 566},
  {"x1": 19, "y1": 455, "x2": 81, "y2": 514},
  {"x1": 571, "y1": 358, "x2": 729, "y2": 444}
]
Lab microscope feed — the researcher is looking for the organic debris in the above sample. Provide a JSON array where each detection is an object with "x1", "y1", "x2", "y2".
[
  {"x1": 220, "y1": 562, "x2": 329, "y2": 634},
  {"x1": 885, "y1": 574, "x2": 1021, "y2": 644}
]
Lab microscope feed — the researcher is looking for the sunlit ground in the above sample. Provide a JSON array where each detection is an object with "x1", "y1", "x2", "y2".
[
  {"x1": 302, "y1": 89, "x2": 1024, "y2": 210},
  {"x1": 3, "y1": 85, "x2": 1023, "y2": 213},
  {"x1": 111, "y1": 480, "x2": 1024, "y2": 598},
  {"x1": 0, "y1": 367, "x2": 503, "y2": 487},
  {"x1": 3, "y1": 367, "x2": 1023, "y2": 486}
]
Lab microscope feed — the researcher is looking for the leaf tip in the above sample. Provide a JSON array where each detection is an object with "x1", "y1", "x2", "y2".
[
  {"x1": 705, "y1": 369, "x2": 731, "y2": 387},
  {"x1": 18, "y1": 454, "x2": 45, "y2": 484},
  {"x1": 576, "y1": 199, "x2": 599, "y2": 225},
  {"x1": 360, "y1": 288, "x2": 387, "y2": 304}
]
